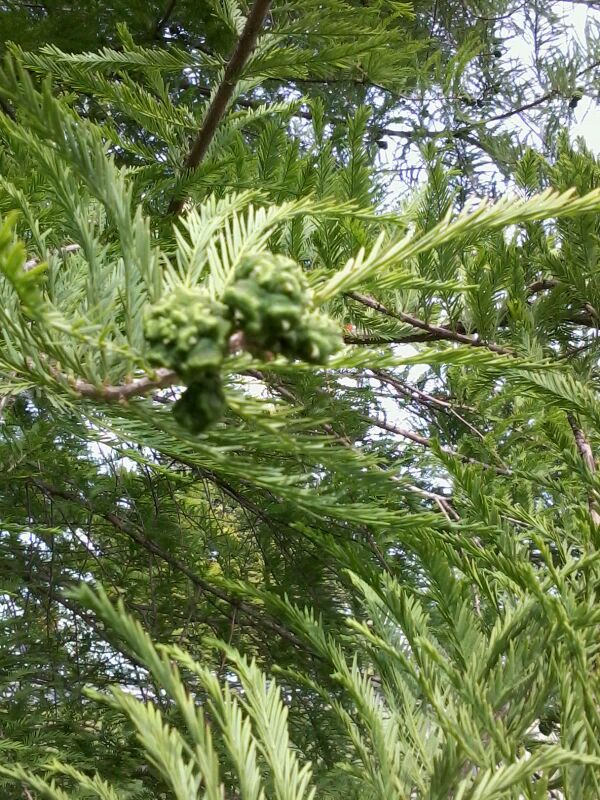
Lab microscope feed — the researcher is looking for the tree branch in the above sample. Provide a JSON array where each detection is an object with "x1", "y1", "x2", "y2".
[
  {"x1": 369, "y1": 415, "x2": 511, "y2": 475},
  {"x1": 405, "y1": 484, "x2": 460, "y2": 521},
  {"x1": 71, "y1": 367, "x2": 177, "y2": 402},
  {"x1": 567, "y1": 414, "x2": 600, "y2": 525},
  {"x1": 377, "y1": 59, "x2": 600, "y2": 145},
  {"x1": 347, "y1": 291, "x2": 512, "y2": 355},
  {"x1": 372, "y1": 368, "x2": 485, "y2": 440},
  {"x1": 31, "y1": 478, "x2": 308, "y2": 649},
  {"x1": 345, "y1": 280, "x2": 600, "y2": 348},
  {"x1": 152, "y1": 0, "x2": 177, "y2": 40},
  {"x1": 43, "y1": 332, "x2": 247, "y2": 402},
  {"x1": 168, "y1": 0, "x2": 273, "y2": 215},
  {"x1": 344, "y1": 332, "x2": 438, "y2": 345}
]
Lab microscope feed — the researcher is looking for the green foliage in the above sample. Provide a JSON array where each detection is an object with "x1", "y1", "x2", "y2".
[
  {"x1": 1, "y1": 1, "x2": 600, "y2": 799},
  {"x1": 145, "y1": 286, "x2": 230, "y2": 431},
  {"x1": 143, "y1": 254, "x2": 342, "y2": 431}
]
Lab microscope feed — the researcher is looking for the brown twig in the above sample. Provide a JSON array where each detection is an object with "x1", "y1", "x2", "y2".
[
  {"x1": 527, "y1": 278, "x2": 559, "y2": 294},
  {"x1": 152, "y1": 0, "x2": 177, "y2": 40},
  {"x1": 344, "y1": 331, "x2": 438, "y2": 345},
  {"x1": 348, "y1": 291, "x2": 512, "y2": 355},
  {"x1": 71, "y1": 367, "x2": 178, "y2": 402},
  {"x1": 346, "y1": 278, "x2": 600, "y2": 347},
  {"x1": 567, "y1": 413, "x2": 600, "y2": 525},
  {"x1": 370, "y1": 415, "x2": 512, "y2": 475},
  {"x1": 37, "y1": 331, "x2": 248, "y2": 403},
  {"x1": 372, "y1": 369, "x2": 483, "y2": 440},
  {"x1": 405, "y1": 484, "x2": 460, "y2": 522},
  {"x1": 168, "y1": 0, "x2": 273, "y2": 215}
]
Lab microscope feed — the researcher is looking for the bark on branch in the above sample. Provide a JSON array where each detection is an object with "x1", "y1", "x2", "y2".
[
  {"x1": 71, "y1": 367, "x2": 177, "y2": 402},
  {"x1": 168, "y1": 0, "x2": 273, "y2": 216},
  {"x1": 567, "y1": 413, "x2": 600, "y2": 526},
  {"x1": 369, "y1": 415, "x2": 512, "y2": 475},
  {"x1": 347, "y1": 291, "x2": 512, "y2": 355},
  {"x1": 43, "y1": 331, "x2": 247, "y2": 402}
]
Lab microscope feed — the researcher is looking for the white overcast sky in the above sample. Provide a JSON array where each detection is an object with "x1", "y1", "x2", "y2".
[{"x1": 510, "y1": 2, "x2": 600, "y2": 151}]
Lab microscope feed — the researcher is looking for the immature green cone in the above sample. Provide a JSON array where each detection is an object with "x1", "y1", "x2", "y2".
[
  {"x1": 291, "y1": 311, "x2": 344, "y2": 364},
  {"x1": 223, "y1": 253, "x2": 341, "y2": 362},
  {"x1": 223, "y1": 253, "x2": 310, "y2": 354},
  {"x1": 145, "y1": 287, "x2": 231, "y2": 381},
  {"x1": 172, "y1": 370, "x2": 226, "y2": 433}
]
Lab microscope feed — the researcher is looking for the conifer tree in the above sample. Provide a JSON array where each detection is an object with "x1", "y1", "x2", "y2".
[{"x1": 1, "y1": 1, "x2": 600, "y2": 798}]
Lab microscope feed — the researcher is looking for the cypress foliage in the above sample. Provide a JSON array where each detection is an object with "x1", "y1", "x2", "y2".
[{"x1": 1, "y1": 1, "x2": 600, "y2": 797}]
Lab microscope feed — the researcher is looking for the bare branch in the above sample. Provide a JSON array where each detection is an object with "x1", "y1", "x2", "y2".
[
  {"x1": 344, "y1": 332, "x2": 437, "y2": 345},
  {"x1": 152, "y1": 0, "x2": 177, "y2": 40},
  {"x1": 41, "y1": 333, "x2": 247, "y2": 402},
  {"x1": 369, "y1": 415, "x2": 512, "y2": 475},
  {"x1": 405, "y1": 483, "x2": 460, "y2": 522},
  {"x1": 372, "y1": 368, "x2": 485, "y2": 440},
  {"x1": 71, "y1": 367, "x2": 177, "y2": 402}
]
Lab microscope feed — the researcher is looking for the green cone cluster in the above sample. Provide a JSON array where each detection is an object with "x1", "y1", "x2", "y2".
[
  {"x1": 145, "y1": 287, "x2": 230, "y2": 380},
  {"x1": 223, "y1": 254, "x2": 342, "y2": 363},
  {"x1": 144, "y1": 255, "x2": 342, "y2": 432},
  {"x1": 144, "y1": 287, "x2": 230, "y2": 432},
  {"x1": 171, "y1": 369, "x2": 226, "y2": 434}
]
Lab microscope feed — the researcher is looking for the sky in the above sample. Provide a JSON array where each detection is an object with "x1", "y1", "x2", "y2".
[
  {"x1": 567, "y1": 3, "x2": 600, "y2": 150},
  {"x1": 510, "y1": 2, "x2": 600, "y2": 152},
  {"x1": 572, "y1": 96, "x2": 599, "y2": 151}
]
